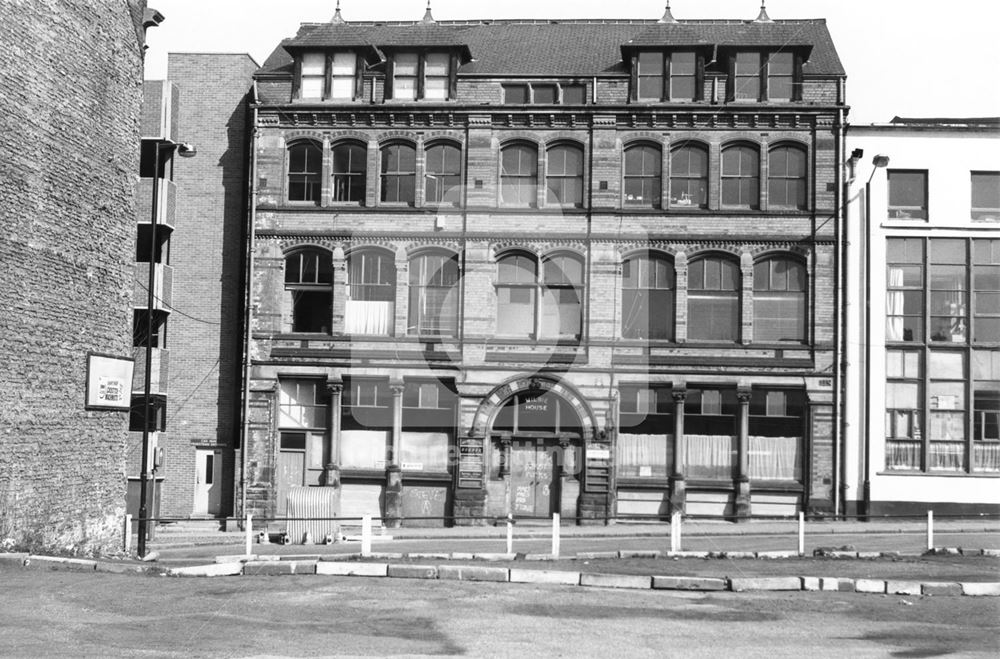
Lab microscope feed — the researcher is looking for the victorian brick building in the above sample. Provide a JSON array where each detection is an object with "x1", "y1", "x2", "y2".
[{"x1": 238, "y1": 4, "x2": 848, "y2": 526}]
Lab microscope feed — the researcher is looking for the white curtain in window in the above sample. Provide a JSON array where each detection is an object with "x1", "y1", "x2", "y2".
[
  {"x1": 683, "y1": 434, "x2": 736, "y2": 480},
  {"x1": 886, "y1": 267, "x2": 905, "y2": 341},
  {"x1": 400, "y1": 431, "x2": 449, "y2": 472},
  {"x1": 617, "y1": 433, "x2": 672, "y2": 478},
  {"x1": 973, "y1": 443, "x2": 1000, "y2": 472},
  {"x1": 928, "y1": 441, "x2": 965, "y2": 471},
  {"x1": 885, "y1": 440, "x2": 921, "y2": 470},
  {"x1": 748, "y1": 436, "x2": 801, "y2": 481},
  {"x1": 345, "y1": 300, "x2": 394, "y2": 335}
]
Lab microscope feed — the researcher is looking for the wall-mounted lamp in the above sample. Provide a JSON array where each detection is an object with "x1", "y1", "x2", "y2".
[{"x1": 177, "y1": 143, "x2": 197, "y2": 158}]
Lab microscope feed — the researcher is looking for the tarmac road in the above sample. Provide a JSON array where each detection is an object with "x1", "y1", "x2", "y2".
[{"x1": 0, "y1": 566, "x2": 997, "y2": 657}]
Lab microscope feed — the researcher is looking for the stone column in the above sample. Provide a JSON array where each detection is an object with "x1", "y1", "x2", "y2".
[
  {"x1": 323, "y1": 381, "x2": 343, "y2": 488},
  {"x1": 669, "y1": 388, "x2": 687, "y2": 515},
  {"x1": 384, "y1": 383, "x2": 406, "y2": 528},
  {"x1": 735, "y1": 387, "x2": 752, "y2": 521}
]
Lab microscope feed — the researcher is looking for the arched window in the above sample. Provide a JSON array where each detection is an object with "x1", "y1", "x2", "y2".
[
  {"x1": 624, "y1": 144, "x2": 661, "y2": 208},
  {"x1": 721, "y1": 144, "x2": 760, "y2": 209},
  {"x1": 496, "y1": 252, "x2": 537, "y2": 338},
  {"x1": 500, "y1": 143, "x2": 538, "y2": 207},
  {"x1": 409, "y1": 251, "x2": 460, "y2": 337},
  {"x1": 754, "y1": 257, "x2": 807, "y2": 343},
  {"x1": 425, "y1": 143, "x2": 461, "y2": 206},
  {"x1": 332, "y1": 141, "x2": 366, "y2": 204},
  {"x1": 380, "y1": 143, "x2": 416, "y2": 205},
  {"x1": 541, "y1": 253, "x2": 584, "y2": 339},
  {"x1": 345, "y1": 249, "x2": 396, "y2": 335},
  {"x1": 622, "y1": 253, "x2": 675, "y2": 340},
  {"x1": 546, "y1": 144, "x2": 584, "y2": 207},
  {"x1": 287, "y1": 141, "x2": 322, "y2": 203},
  {"x1": 688, "y1": 255, "x2": 740, "y2": 341},
  {"x1": 284, "y1": 249, "x2": 332, "y2": 333},
  {"x1": 768, "y1": 145, "x2": 807, "y2": 209},
  {"x1": 669, "y1": 144, "x2": 708, "y2": 208}
]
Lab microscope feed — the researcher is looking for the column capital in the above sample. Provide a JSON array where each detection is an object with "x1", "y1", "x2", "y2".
[
  {"x1": 737, "y1": 388, "x2": 752, "y2": 403},
  {"x1": 325, "y1": 381, "x2": 344, "y2": 396},
  {"x1": 671, "y1": 388, "x2": 688, "y2": 402},
  {"x1": 390, "y1": 383, "x2": 406, "y2": 396}
]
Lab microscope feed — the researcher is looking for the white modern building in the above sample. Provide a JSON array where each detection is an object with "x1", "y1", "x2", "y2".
[{"x1": 844, "y1": 117, "x2": 1000, "y2": 515}]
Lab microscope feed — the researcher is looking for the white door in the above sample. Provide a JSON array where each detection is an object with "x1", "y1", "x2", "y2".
[{"x1": 194, "y1": 449, "x2": 222, "y2": 516}]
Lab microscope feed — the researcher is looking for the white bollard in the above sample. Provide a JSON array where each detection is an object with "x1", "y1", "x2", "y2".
[
  {"x1": 506, "y1": 514, "x2": 513, "y2": 555},
  {"x1": 551, "y1": 513, "x2": 560, "y2": 558},
  {"x1": 670, "y1": 510, "x2": 682, "y2": 553},
  {"x1": 798, "y1": 512, "x2": 805, "y2": 555},
  {"x1": 926, "y1": 509, "x2": 934, "y2": 551},
  {"x1": 124, "y1": 514, "x2": 132, "y2": 554},
  {"x1": 362, "y1": 514, "x2": 372, "y2": 557},
  {"x1": 245, "y1": 513, "x2": 253, "y2": 557}
]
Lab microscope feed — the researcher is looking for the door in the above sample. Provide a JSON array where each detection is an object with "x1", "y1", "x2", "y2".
[
  {"x1": 276, "y1": 450, "x2": 306, "y2": 517},
  {"x1": 194, "y1": 449, "x2": 222, "y2": 516},
  {"x1": 509, "y1": 441, "x2": 557, "y2": 517}
]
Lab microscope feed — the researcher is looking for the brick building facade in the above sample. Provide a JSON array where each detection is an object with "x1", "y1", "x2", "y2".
[
  {"x1": 238, "y1": 6, "x2": 849, "y2": 526},
  {"x1": 0, "y1": 0, "x2": 149, "y2": 553}
]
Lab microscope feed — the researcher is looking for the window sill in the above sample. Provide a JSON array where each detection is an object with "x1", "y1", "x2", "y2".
[{"x1": 876, "y1": 470, "x2": 1000, "y2": 478}]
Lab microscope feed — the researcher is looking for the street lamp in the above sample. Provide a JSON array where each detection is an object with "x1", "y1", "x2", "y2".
[
  {"x1": 137, "y1": 139, "x2": 195, "y2": 557},
  {"x1": 861, "y1": 153, "x2": 889, "y2": 520}
]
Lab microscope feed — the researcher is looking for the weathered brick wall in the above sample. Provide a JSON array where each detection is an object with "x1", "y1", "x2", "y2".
[
  {"x1": 160, "y1": 54, "x2": 256, "y2": 517},
  {"x1": 0, "y1": 0, "x2": 147, "y2": 554}
]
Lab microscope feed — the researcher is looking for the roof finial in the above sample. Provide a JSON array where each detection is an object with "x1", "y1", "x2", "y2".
[
  {"x1": 754, "y1": 1, "x2": 774, "y2": 23},
  {"x1": 422, "y1": 0, "x2": 436, "y2": 24},
  {"x1": 658, "y1": 2, "x2": 678, "y2": 24},
  {"x1": 331, "y1": 0, "x2": 345, "y2": 25}
]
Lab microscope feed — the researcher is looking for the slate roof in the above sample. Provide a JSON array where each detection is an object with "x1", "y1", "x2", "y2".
[{"x1": 258, "y1": 18, "x2": 844, "y2": 78}]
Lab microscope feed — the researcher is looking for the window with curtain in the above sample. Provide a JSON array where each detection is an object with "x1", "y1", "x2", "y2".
[
  {"x1": 885, "y1": 349, "x2": 922, "y2": 470},
  {"x1": 767, "y1": 145, "x2": 807, "y2": 209},
  {"x1": 973, "y1": 349, "x2": 1000, "y2": 472},
  {"x1": 496, "y1": 252, "x2": 537, "y2": 338},
  {"x1": 299, "y1": 53, "x2": 325, "y2": 99},
  {"x1": 287, "y1": 141, "x2": 322, "y2": 203},
  {"x1": 928, "y1": 350, "x2": 966, "y2": 471},
  {"x1": 380, "y1": 143, "x2": 416, "y2": 205},
  {"x1": 753, "y1": 257, "x2": 806, "y2": 343},
  {"x1": 886, "y1": 238, "x2": 924, "y2": 343},
  {"x1": 974, "y1": 239, "x2": 1000, "y2": 344},
  {"x1": 683, "y1": 388, "x2": 737, "y2": 480},
  {"x1": 622, "y1": 253, "x2": 675, "y2": 340},
  {"x1": 624, "y1": 144, "x2": 661, "y2": 208},
  {"x1": 541, "y1": 253, "x2": 583, "y2": 340},
  {"x1": 688, "y1": 255, "x2": 740, "y2": 342},
  {"x1": 330, "y1": 52, "x2": 357, "y2": 99},
  {"x1": 930, "y1": 239, "x2": 967, "y2": 343},
  {"x1": 500, "y1": 143, "x2": 538, "y2": 207},
  {"x1": 618, "y1": 385, "x2": 673, "y2": 478},
  {"x1": 332, "y1": 142, "x2": 366, "y2": 203},
  {"x1": 424, "y1": 142, "x2": 461, "y2": 206},
  {"x1": 284, "y1": 249, "x2": 332, "y2": 333},
  {"x1": 391, "y1": 53, "x2": 419, "y2": 100},
  {"x1": 408, "y1": 252, "x2": 460, "y2": 337},
  {"x1": 546, "y1": 144, "x2": 584, "y2": 207},
  {"x1": 345, "y1": 249, "x2": 395, "y2": 335},
  {"x1": 669, "y1": 144, "x2": 708, "y2": 208},
  {"x1": 749, "y1": 389, "x2": 803, "y2": 481},
  {"x1": 721, "y1": 144, "x2": 760, "y2": 209},
  {"x1": 423, "y1": 53, "x2": 451, "y2": 100}
]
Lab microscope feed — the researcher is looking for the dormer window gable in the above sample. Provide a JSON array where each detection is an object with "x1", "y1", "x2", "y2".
[
  {"x1": 385, "y1": 50, "x2": 458, "y2": 102},
  {"x1": 723, "y1": 48, "x2": 806, "y2": 103},
  {"x1": 628, "y1": 49, "x2": 706, "y2": 103},
  {"x1": 293, "y1": 50, "x2": 362, "y2": 101}
]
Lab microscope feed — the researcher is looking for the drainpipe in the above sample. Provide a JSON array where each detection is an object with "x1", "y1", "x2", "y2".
[
  {"x1": 239, "y1": 82, "x2": 260, "y2": 520},
  {"x1": 833, "y1": 106, "x2": 845, "y2": 518}
]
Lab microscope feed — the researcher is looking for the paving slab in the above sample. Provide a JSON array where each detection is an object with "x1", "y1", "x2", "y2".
[
  {"x1": 580, "y1": 573, "x2": 651, "y2": 590},
  {"x1": 729, "y1": 577, "x2": 801, "y2": 592},
  {"x1": 387, "y1": 564, "x2": 438, "y2": 579},
  {"x1": 921, "y1": 582, "x2": 963, "y2": 596},
  {"x1": 316, "y1": 562, "x2": 387, "y2": 577},
  {"x1": 437, "y1": 565, "x2": 509, "y2": 582},
  {"x1": 854, "y1": 579, "x2": 887, "y2": 594},
  {"x1": 886, "y1": 580, "x2": 922, "y2": 595},
  {"x1": 24, "y1": 556, "x2": 96, "y2": 572},
  {"x1": 509, "y1": 569, "x2": 580, "y2": 585},
  {"x1": 960, "y1": 582, "x2": 1000, "y2": 596},
  {"x1": 171, "y1": 562, "x2": 243, "y2": 577},
  {"x1": 652, "y1": 576, "x2": 726, "y2": 591}
]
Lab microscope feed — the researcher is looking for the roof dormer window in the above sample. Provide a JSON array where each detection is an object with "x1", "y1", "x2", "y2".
[
  {"x1": 388, "y1": 52, "x2": 454, "y2": 101},
  {"x1": 633, "y1": 50, "x2": 702, "y2": 102},
  {"x1": 728, "y1": 50, "x2": 801, "y2": 102},
  {"x1": 295, "y1": 51, "x2": 358, "y2": 101}
]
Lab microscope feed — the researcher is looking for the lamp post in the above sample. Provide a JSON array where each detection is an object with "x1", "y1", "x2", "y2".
[
  {"x1": 137, "y1": 139, "x2": 196, "y2": 557},
  {"x1": 861, "y1": 153, "x2": 889, "y2": 520}
]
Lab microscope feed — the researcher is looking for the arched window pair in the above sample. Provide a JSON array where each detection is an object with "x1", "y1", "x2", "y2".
[
  {"x1": 283, "y1": 248, "x2": 460, "y2": 337},
  {"x1": 622, "y1": 142, "x2": 806, "y2": 210},
  {"x1": 495, "y1": 252, "x2": 584, "y2": 339},
  {"x1": 622, "y1": 253, "x2": 806, "y2": 342},
  {"x1": 500, "y1": 143, "x2": 584, "y2": 208},
  {"x1": 285, "y1": 141, "x2": 461, "y2": 206}
]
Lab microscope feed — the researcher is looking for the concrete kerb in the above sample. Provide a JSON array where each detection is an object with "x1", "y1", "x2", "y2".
[{"x1": 3, "y1": 552, "x2": 998, "y2": 598}]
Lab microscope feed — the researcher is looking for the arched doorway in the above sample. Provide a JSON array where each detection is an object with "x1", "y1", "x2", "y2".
[{"x1": 476, "y1": 376, "x2": 595, "y2": 518}]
